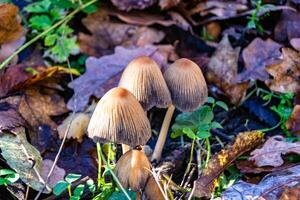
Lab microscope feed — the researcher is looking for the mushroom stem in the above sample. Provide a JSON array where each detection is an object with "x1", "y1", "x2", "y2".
[
  {"x1": 122, "y1": 144, "x2": 131, "y2": 154},
  {"x1": 152, "y1": 104, "x2": 175, "y2": 162}
]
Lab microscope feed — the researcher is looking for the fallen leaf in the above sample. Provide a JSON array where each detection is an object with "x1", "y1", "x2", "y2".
[
  {"x1": 250, "y1": 135, "x2": 300, "y2": 167},
  {"x1": 290, "y1": 38, "x2": 300, "y2": 51},
  {"x1": 159, "y1": 0, "x2": 181, "y2": 10},
  {"x1": 0, "y1": 36, "x2": 25, "y2": 65},
  {"x1": 207, "y1": 35, "x2": 248, "y2": 105},
  {"x1": 19, "y1": 87, "x2": 68, "y2": 130},
  {"x1": 221, "y1": 165, "x2": 300, "y2": 200},
  {"x1": 238, "y1": 38, "x2": 282, "y2": 82},
  {"x1": 111, "y1": 0, "x2": 156, "y2": 11},
  {"x1": 279, "y1": 183, "x2": 300, "y2": 200},
  {"x1": 41, "y1": 159, "x2": 66, "y2": 188},
  {"x1": 193, "y1": 131, "x2": 264, "y2": 198},
  {"x1": 67, "y1": 45, "x2": 168, "y2": 111},
  {"x1": 0, "y1": 100, "x2": 24, "y2": 131},
  {"x1": 286, "y1": 105, "x2": 300, "y2": 136},
  {"x1": 79, "y1": 10, "x2": 165, "y2": 57},
  {"x1": 0, "y1": 3, "x2": 23, "y2": 45},
  {"x1": 274, "y1": 10, "x2": 300, "y2": 42},
  {"x1": 265, "y1": 48, "x2": 300, "y2": 93},
  {"x1": 57, "y1": 112, "x2": 90, "y2": 143},
  {"x1": 0, "y1": 128, "x2": 51, "y2": 193}
]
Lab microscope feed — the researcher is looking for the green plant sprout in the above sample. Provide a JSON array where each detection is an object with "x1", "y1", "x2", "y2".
[
  {"x1": 247, "y1": 0, "x2": 274, "y2": 33},
  {"x1": 0, "y1": 169, "x2": 19, "y2": 186}
]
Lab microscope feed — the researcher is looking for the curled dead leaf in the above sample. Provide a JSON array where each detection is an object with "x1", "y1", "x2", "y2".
[
  {"x1": 0, "y1": 100, "x2": 24, "y2": 132},
  {"x1": 265, "y1": 48, "x2": 300, "y2": 93},
  {"x1": 194, "y1": 131, "x2": 264, "y2": 198},
  {"x1": 207, "y1": 35, "x2": 248, "y2": 105},
  {"x1": 286, "y1": 105, "x2": 300, "y2": 136},
  {"x1": 250, "y1": 136, "x2": 300, "y2": 167}
]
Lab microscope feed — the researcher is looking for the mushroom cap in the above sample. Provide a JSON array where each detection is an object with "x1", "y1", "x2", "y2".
[
  {"x1": 119, "y1": 56, "x2": 171, "y2": 111},
  {"x1": 144, "y1": 176, "x2": 164, "y2": 200},
  {"x1": 115, "y1": 149, "x2": 151, "y2": 191},
  {"x1": 163, "y1": 58, "x2": 208, "y2": 112},
  {"x1": 87, "y1": 87, "x2": 151, "y2": 146}
]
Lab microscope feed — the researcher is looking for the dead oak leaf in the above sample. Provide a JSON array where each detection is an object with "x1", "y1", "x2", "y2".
[
  {"x1": 286, "y1": 105, "x2": 300, "y2": 136},
  {"x1": 238, "y1": 38, "x2": 282, "y2": 82},
  {"x1": 194, "y1": 131, "x2": 264, "y2": 198},
  {"x1": 207, "y1": 35, "x2": 248, "y2": 105},
  {"x1": 79, "y1": 10, "x2": 165, "y2": 57},
  {"x1": 265, "y1": 48, "x2": 300, "y2": 93},
  {"x1": 67, "y1": 45, "x2": 168, "y2": 111},
  {"x1": 19, "y1": 87, "x2": 68, "y2": 130},
  {"x1": 0, "y1": 3, "x2": 23, "y2": 45},
  {"x1": 250, "y1": 135, "x2": 300, "y2": 167},
  {"x1": 111, "y1": 0, "x2": 156, "y2": 11},
  {"x1": 275, "y1": 10, "x2": 300, "y2": 42}
]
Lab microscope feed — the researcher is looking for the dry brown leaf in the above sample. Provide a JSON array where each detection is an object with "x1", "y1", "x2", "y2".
[
  {"x1": 159, "y1": 0, "x2": 181, "y2": 10},
  {"x1": 279, "y1": 183, "x2": 300, "y2": 200},
  {"x1": 19, "y1": 87, "x2": 68, "y2": 130},
  {"x1": 207, "y1": 35, "x2": 248, "y2": 105},
  {"x1": 265, "y1": 48, "x2": 300, "y2": 93},
  {"x1": 238, "y1": 38, "x2": 282, "y2": 82},
  {"x1": 250, "y1": 136, "x2": 300, "y2": 167},
  {"x1": 41, "y1": 159, "x2": 66, "y2": 188},
  {"x1": 274, "y1": 10, "x2": 300, "y2": 42},
  {"x1": 286, "y1": 105, "x2": 300, "y2": 136},
  {"x1": 0, "y1": 100, "x2": 24, "y2": 131},
  {"x1": 111, "y1": 0, "x2": 156, "y2": 11},
  {"x1": 0, "y1": 36, "x2": 25, "y2": 65},
  {"x1": 79, "y1": 10, "x2": 165, "y2": 57},
  {"x1": 194, "y1": 131, "x2": 264, "y2": 198},
  {"x1": 0, "y1": 4, "x2": 23, "y2": 45}
]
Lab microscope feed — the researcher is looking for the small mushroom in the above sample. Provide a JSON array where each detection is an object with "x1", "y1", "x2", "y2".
[
  {"x1": 87, "y1": 87, "x2": 151, "y2": 147},
  {"x1": 119, "y1": 56, "x2": 171, "y2": 111},
  {"x1": 152, "y1": 58, "x2": 208, "y2": 161},
  {"x1": 115, "y1": 149, "x2": 151, "y2": 191},
  {"x1": 57, "y1": 113, "x2": 90, "y2": 143}
]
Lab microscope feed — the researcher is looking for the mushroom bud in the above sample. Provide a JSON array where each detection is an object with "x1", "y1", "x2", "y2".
[
  {"x1": 115, "y1": 149, "x2": 151, "y2": 191},
  {"x1": 152, "y1": 58, "x2": 208, "y2": 162},
  {"x1": 87, "y1": 87, "x2": 151, "y2": 147}
]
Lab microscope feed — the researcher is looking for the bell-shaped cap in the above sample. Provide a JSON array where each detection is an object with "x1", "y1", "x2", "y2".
[
  {"x1": 144, "y1": 176, "x2": 164, "y2": 200},
  {"x1": 115, "y1": 149, "x2": 151, "y2": 191},
  {"x1": 87, "y1": 87, "x2": 151, "y2": 146},
  {"x1": 119, "y1": 56, "x2": 171, "y2": 111},
  {"x1": 163, "y1": 58, "x2": 208, "y2": 112}
]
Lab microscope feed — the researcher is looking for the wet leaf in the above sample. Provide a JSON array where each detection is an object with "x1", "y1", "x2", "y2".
[
  {"x1": 0, "y1": 100, "x2": 24, "y2": 131},
  {"x1": 41, "y1": 159, "x2": 66, "y2": 188},
  {"x1": 207, "y1": 35, "x2": 248, "y2": 105},
  {"x1": 279, "y1": 183, "x2": 300, "y2": 200},
  {"x1": 265, "y1": 48, "x2": 300, "y2": 93},
  {"x1": 286, "y1": 105, "x2": 300, "y2": 136},
  {"x1": 111, "y1": 0, "x2": 156, "y2": 11},
  {"x1": 250, "y1": 135, "x2": 300, "y2": 167},
  {"x1": 238, "y1": 38, "x2": 282, "y2": 82},
  {"x1": 79, "y1": 10, "x2": 165, "y2": 57},
  {"x1": 222, "y1": 165, "x2": 300, "y2": 200},
  {"x1": 67, "y1": 45, "x2": 168, "y2": 111},
  {"x1": 0, "y1": 3, "x2": 23, "y2": 45},
  {"x1": 193, "y1": 131, "x2": 264, "y2": 198},
  {"x1": 0, "y1": 128, "x2": 51, "y2": 193}
]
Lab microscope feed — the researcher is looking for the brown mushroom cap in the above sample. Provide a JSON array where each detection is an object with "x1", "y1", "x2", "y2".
[
  {"x1": 115, "y1": 149, "x2": 151, "y2": 191},
  {"x1": 143, "y1": 176, "x2": 164, "y2": 200},
  {"x1": 119, "y1": 56, "x2": 171, "y2": 111},
  {"x1": 163, "y1": 58, "x2": 208, "y2": 112},
  {"x1": 87, "y1": 87, "x2": 151, "y2": 146}
]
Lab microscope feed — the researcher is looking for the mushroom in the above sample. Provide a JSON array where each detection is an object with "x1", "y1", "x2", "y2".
[
  {"x1": 119, "y1": 56, "x2": 171, "y2": 111},
  {"x1": 88, "y1": 87, "x2": 151, "y2": 148},
  {"x1": 152, "y1": 58, "x2": 208, "y2": 161},
  {"x1": 143, "y1": 176, "x2": 165, "y2": 200},
  {"x1": 115, "y1": 149, "x2": 151, "y2": 192}
]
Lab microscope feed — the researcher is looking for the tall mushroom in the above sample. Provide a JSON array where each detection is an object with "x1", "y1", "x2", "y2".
[
  {"x1": 88, "y1": 87, "x2": 151, "y2": 149},
  {"x1": 119, "y1": 56, "x2": 171, "y2": 111},
  {"x1": 152, "y1": 58, "x2": 208, "y2": 162}
]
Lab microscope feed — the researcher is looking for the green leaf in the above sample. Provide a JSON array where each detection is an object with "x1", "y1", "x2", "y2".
[
  {"x1": 207, "y1": 97, "x2": 215, "y2": 104},
  {"x1": 73, "y1": 184, "x2": 85, "y2": 197},
  {"x1": 5, "y1": 173, "x2": 20, "y2": 184},
  {"x1": 86, "y1": 178, "x2": 95, "y2": 193},
  {"x1": 0, "y1": 177, "x2": 6, "y2": 185},
  {"x1": 0, "y1": 169, "x2": 16, "y2": 176},
  {"x1": 25, "y1": 0, "x2": 52, "y2": 13},
  {"x1": 183, "y1": 128, "x2": 196, "y2": 139},
  {"x1": 29, "y1": 15, "x2": 52, "y2": 31},
  {"x1": 70, "y1": 196, "x2": 80, "y2": 200},
  {"x1": 83, "y1": 4, "x2": 98, "y2": 14},
  {"x1": 196, "y1": 131, "x2": 211, "y2": 139},
  {"x1": 210, "y1": 122, "x2": 223, "y2": 129},
  {"x1": 216, "y1": 101, "x2": 228, "y2": 111},
  {"x1": 65, "y1": 173, "x2": 81, "y2": 184},
  {"x1": 45, "y1": 34, "x2": 57, "y2": 46},
  {"x1": 53, "y1": 180, "x2": 69, "y2": 196},
  {"x1": 109, "y1": 190, "x2": 136, "y2": 200}
]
